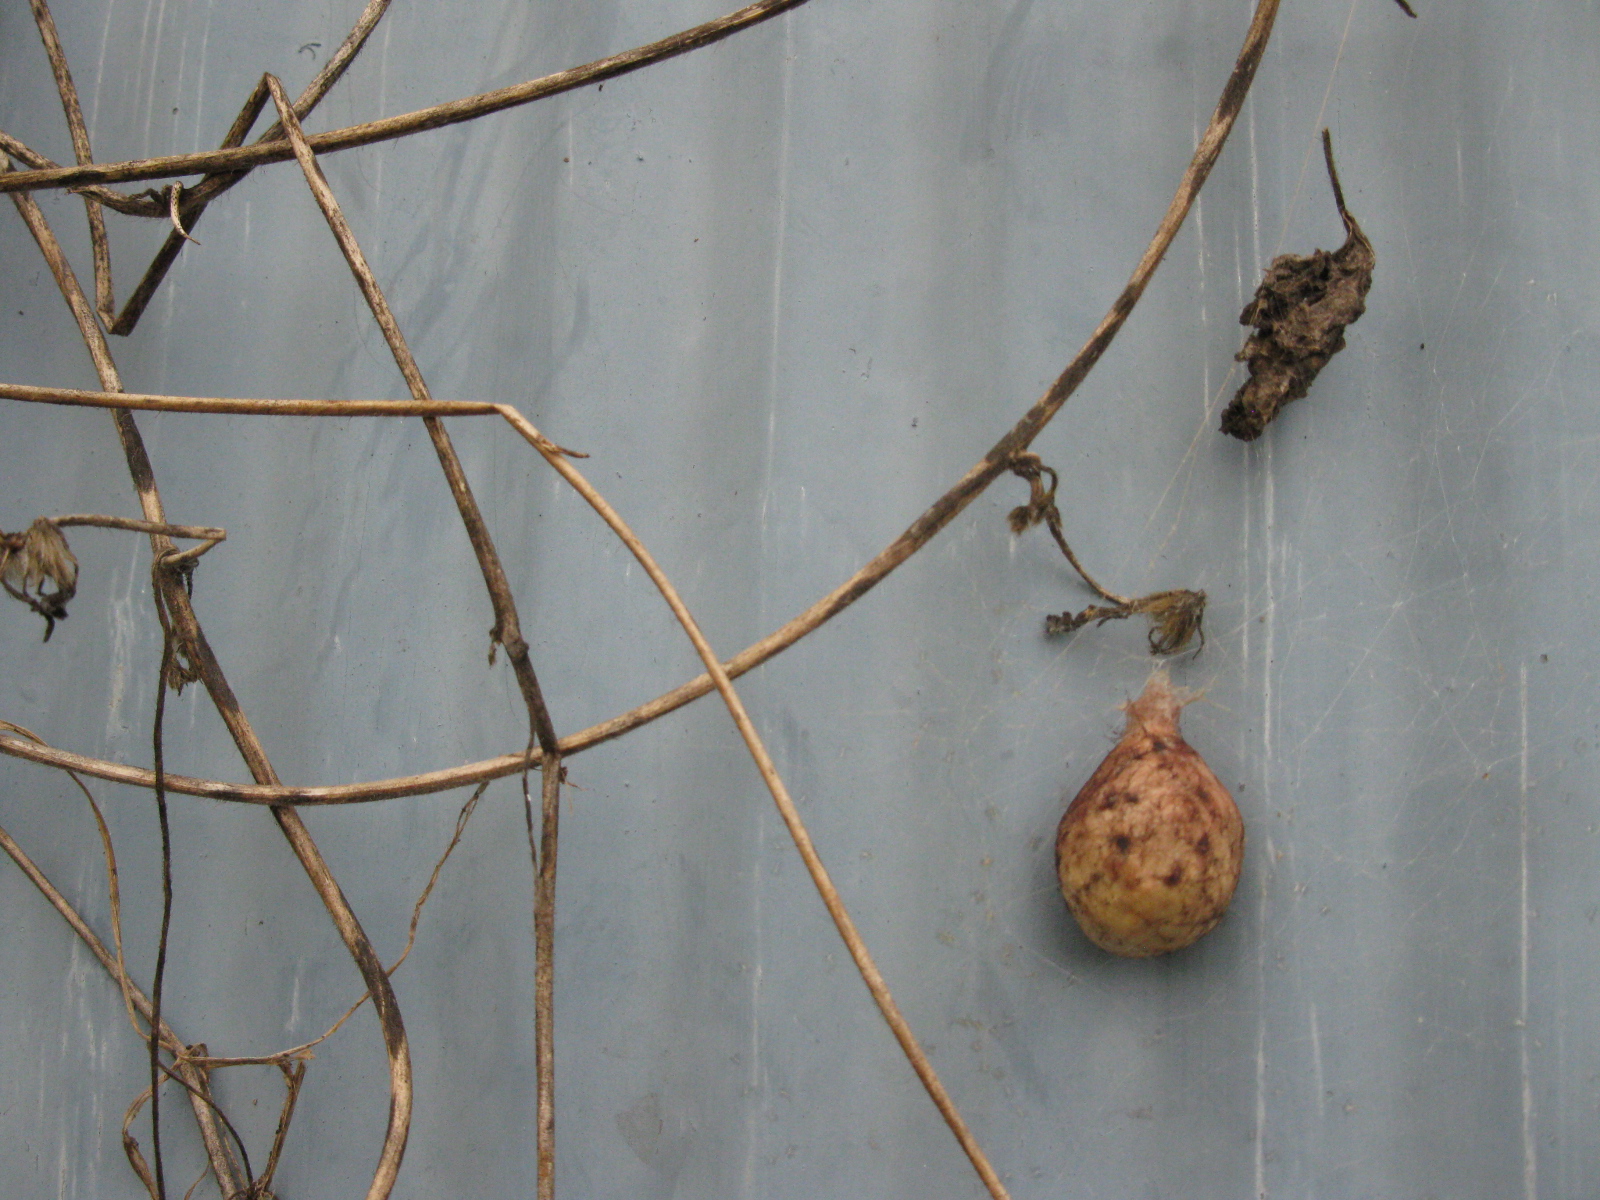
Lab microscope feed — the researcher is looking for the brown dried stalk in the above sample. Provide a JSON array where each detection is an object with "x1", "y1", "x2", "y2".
[
  {"x1": 0, "y1": 0, "x2": 816, "y2": 198},
  {"x1": 6, "y1": 156, "x2": 413, "y2": 1200},
  {"x1": 146, "y1": 622, "x2": 178, "y2": 1199},
  {"x1": 263, "y1": 73, "x2": 568, "y2": 1196},
  {"x1": 26, "y1": 0, "x2": 115, "y2": 325}
]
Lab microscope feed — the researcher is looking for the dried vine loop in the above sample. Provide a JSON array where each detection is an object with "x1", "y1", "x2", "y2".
[{"x1": 1008, "y1": 453, "x2": 1206, "y2": 656}]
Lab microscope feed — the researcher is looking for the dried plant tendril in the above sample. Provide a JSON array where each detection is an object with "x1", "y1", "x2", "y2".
[
  {"x1": 1220, "y1": 129, "x2": 1373, "y2": 442},
  {"x1": 1007, "y1": 454, "x2": 1207, "y2": 655},
  {"x1": 1056, "y1": 671, "x2": 1244, "y2": 956}
]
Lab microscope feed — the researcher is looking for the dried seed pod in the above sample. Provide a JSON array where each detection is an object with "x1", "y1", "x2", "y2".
[{"x1": 1056, "y1": 672, "x2": 1243, "y2": 956}]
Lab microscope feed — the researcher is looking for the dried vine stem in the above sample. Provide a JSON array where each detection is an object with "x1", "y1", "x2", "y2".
[
  {"x1": 0, "y1": 813, "x2": 246, "y2": 1196},
  {"x1": 111, "y1": 0, "x2": 395, "y2": 334},
  {"x1": 26, "y1": 0, "x2": 115, "y2": 325},
  {"x1": 264, "y1": 73, "x2": 568, "y2": 1198},
  {"x1": 2, "y1": 0, "x2": 1280, "y2": 809},
  {"x1": 5, "y1": 158, "x2": 413, "y2": 1200},
  {"x1": 0, "y1": 0, "x2": 815, "y2": 198},
  {"x1": 146, "y1": 621, "x2": 178, "y2": 1198},
  {"x1": 0, "y1": 129, "x2": 151, "y2": 215}
]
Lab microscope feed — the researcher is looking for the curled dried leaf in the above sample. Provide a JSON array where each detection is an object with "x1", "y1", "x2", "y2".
[
  {"x1": 1137, "y1": 589, "x2": 1207, "y2": 656},
  {"x1": 1221, "y1": 130, "x2": 1373, "y2": 442},
  {"x1": 1005, "y1": 452, "x2": 1058, "y2": 534},
  {"x1": 1045, "y1": 589, "x2": 1207, "y2": 656},
  {"x1": 1, "y1": 518, "x2": 79, "y2": 640}
]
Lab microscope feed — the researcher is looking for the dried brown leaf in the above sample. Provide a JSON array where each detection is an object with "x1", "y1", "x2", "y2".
[
  {"x1": 1221, "y1": 130, "x2": 1373, "y2": 442},
  {"x1": 1, "y1": 518, "x2": 79, "y2": 640}
]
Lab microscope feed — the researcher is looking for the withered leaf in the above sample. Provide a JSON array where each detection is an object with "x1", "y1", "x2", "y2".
[
  {"x1": 1221, "y1": 130, "x2": 1373, "y2": 442},
  {"x1": 0, "y1": 518, "x2": 78, "y2": 641}
]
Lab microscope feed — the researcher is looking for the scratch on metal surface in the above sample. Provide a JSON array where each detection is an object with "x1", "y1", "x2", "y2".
[
  {"x1": 88, "y1": 1, "x2": 118, "y2": 139},
  {"x1": 757, "y1": 19, "x2": 796, "y2": 537},
  {"x1": 1254, "y1": 835, "x2": 1273, "y2": 1200},
  {"x1": 1276, "y1": 0, "x2": 1359, "y2": 259},
  {"x1": 104, "y1": 554, "x2": 141, "y2": 742},
  {"x1": 1309, "y1": 1001, "x2": 1324, "y2": 1118},
  {"x1": 1519, "y1": 662, "x2": 1536, "y2": 1200}
]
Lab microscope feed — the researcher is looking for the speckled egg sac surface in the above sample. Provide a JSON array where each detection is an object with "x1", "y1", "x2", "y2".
[{"x1": 1056, "y1": 673, "x2": 1244, "y2": 957}]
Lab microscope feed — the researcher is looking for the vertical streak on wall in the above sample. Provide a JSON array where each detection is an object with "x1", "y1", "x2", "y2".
[
  {"x1": 1519, "y1": 662, "x2": 1536, "y2": 1200},
  {"x1": 743, "y1": 17, "x2": 795, "y2": 1196}
]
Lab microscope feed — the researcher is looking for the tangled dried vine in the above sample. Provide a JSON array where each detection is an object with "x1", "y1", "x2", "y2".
[{"x1": 0, "y1": 0, "x2": 1292, "y2": 1195}]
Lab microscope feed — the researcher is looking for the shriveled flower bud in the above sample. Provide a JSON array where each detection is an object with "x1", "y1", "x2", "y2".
[
  {"x1": 1056, "y1": 671, "x2": 1243, "y2": 957},
  {"x1": 1, "y1": 518, "x2": 78, "y2": 641}
]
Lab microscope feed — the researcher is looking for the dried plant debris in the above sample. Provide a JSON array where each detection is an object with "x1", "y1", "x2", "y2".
[
  {"x1": 1220, "y1": 130, "x2": 1373, "y2": 442},
  {"x1": 1, "y1": 518, "x2": 78, "y2": 640},
  {"x1": 1007, "y1": 453, "x2": 1206, "y2": 655},
  {"x1": 1046, "y1": 589, "x2": 1207, "y2": 657}
]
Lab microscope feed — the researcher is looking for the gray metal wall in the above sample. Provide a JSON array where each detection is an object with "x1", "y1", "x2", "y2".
[{"x1": 3, "y1": 1, "x2": 1596, "y2": 1196}]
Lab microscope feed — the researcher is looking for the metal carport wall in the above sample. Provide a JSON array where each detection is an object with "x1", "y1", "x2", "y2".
[{"x1": 1, "y1": 1, "x2": 1593, "y2": 1197}]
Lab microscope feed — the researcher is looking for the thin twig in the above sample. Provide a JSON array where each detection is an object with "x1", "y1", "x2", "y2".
[
  {"x1": 257, "y1": 1060, "x2": 307, "y2": 1198},
  {"x1": 0, "y1": 814, "x2": 250, "y2": 1194},
  {"x1": 122, "y1": 1084, "x2": 162, "y2": 1200},
  {"x1": 147, "y1": 592, "x2": 179, "y2": 1200},
  {"x1": 111, "y1": 0, "x2": 395, "y2": 334},
  {"x1": 185, "y1": 781, "x2": 491, "y2": 1070},
  {"x1": 0, "y1": 0, "x2": 816, "y2": 197},
  {"x1": 26, "y1": 0, "x2": 117, "y2": 324},
  {"x1": 534, "y1": 749, "x2": 561, "y2": 1200},
  {"x1": 264, "y1": 73, "x2": 567, "y2": 1196}
]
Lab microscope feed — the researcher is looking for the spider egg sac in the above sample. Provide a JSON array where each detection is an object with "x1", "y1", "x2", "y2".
[{"x1": 1056, "y1": 671, "x2": 1244, "y2": 957}]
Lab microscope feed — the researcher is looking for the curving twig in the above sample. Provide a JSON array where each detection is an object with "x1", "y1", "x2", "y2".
[
  {"x1": 26, "y1": 0, "x2": 117, "y2": 325},
  {"x1": 0, "y1": 0, "x2": 815, "y2": 197}
]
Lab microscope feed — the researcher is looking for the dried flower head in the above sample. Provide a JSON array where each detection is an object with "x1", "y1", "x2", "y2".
[
  {"x1": 1135, "y1": 589, "x2": 1207, "y2": 656},
  {"x1": 1045, "y1": 588, "x2": 1207, "y2": 656},
  {"x1": 1, "y1": 518, "x2": 78, "y2": 641}
]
